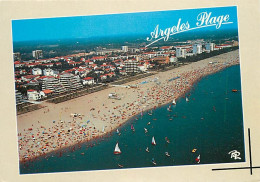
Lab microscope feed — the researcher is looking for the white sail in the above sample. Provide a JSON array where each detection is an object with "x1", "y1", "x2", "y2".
[
  {"x1": 172, "y1": 99, "x2": 176, "y2": 105},
  {"x1": 102, "y1": 126, "x2": 105, "y2": 133},
  {"x1": 186, "y1": 97, "x2": 189, "y2": 102},
  {"x1": 114, "y1": 143, "x2": 121, "y2": 154},
  {"x1": 116, "y1": 129, "x2": 119, "y2": 133},
  {"x1": 152, "y1": 136, "x2": 156, "y2": 145}
]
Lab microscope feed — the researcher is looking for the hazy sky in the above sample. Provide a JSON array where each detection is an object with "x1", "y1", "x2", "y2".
[{"x1": 12, "y1": 6, "x2": 238, "y2": 42}]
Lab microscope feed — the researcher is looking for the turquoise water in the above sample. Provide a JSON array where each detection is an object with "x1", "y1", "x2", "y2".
[{"x1": 20, "y1": 65, "x2": 245, "y2": 174}]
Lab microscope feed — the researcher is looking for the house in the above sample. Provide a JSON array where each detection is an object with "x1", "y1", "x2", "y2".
[
  {"x1": 27, "y1": 89, "x2": 40, "y2": 101},
  {"x1": 21, "y1": 75, "x2": 39, "y2": 82},
  {"x1": 40, "y1": 89, "x2": 54, "y2": 98},
  {"x1": 138, "y1": 64, "x2": 147, "y2": 72},
  {"x1": 100, "y1": 75, "x2": 107, "y2": 80},
  {"x1": 82, "y1": 77, "x2": 95, "y2": 85},
  {"x1": 32, "y1": 68, "x2": 42, "y2": 75}
]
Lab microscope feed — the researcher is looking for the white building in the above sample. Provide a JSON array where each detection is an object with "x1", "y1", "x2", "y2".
[
  {"x1": 59, "y1": 73, "x2": 83, "y2": 91},
  {"x1": 193, "y1": 44, "x2": 202, "y2": 54},
  {"x1": 39, "y1": 89, "x2": 54, "y2": 98},
  {"x1": 176, "y1": 48, "x2": 186, "y2": 58},
  {"x1": 82, "y1": 77, "x2": 95, "y2": 85},
  {"x1": 122, "y1": 46, "x2": 128, "y2": 52},
  {"x1": 205, "y1": 43, "x2": 215, "y2": 52},
  {"x1": 124, "y1": 60, "x2": 139, "y2": 74},
  {"x1": 138, "y1": 65, "x2": 147, "y2": 72},
  {"x1": 43, "y1": 68, "x2": 54, "y2": 76},
  {"x1": 32, "y1": 50, "x2": 43, "y2": 59},
  {"x1": 32, "y1": 68, "x2": 42, "y2": 75},
  {"x1": 42, "y1": 77, "x2": 66, "y2": 94},
  {"x1": 170, "y1": 56, "x2": 178, "y2": 63},
  {"x1": 15, "y1": 90, "x2": 23, "y2": 105},
  {"x1": 27, "y1": 89, "x2": 40, "y2": 101}
]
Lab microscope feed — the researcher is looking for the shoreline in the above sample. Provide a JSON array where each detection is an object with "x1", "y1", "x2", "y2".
[{"x1": 18, "y1": 50, "x2": 240, "y2": 163}]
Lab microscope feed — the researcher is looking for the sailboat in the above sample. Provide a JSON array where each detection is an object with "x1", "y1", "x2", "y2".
[
  {"x1": 186, "y1": 97, "x2": 189, "y2": 102},
  {"x1": 172, "y1": 98, "x2": 176, "y2": 105},
  {"x1": 102, "y1": 126, "x2": 106, "y2": 133},
  {"x1": 114, "y1": 143, "x2": 121, "y2": 155},
  {"x1": 152, "y1": 136, "x2": 156, "y2": 145}
]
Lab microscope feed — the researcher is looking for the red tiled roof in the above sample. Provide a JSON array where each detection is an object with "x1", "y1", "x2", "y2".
[
  {"x1": 83, "y1": 77, "x2": 94, "y2": 80},
  {"x1": 42, "y1": 89, "x2": 53, "y2": 94}
]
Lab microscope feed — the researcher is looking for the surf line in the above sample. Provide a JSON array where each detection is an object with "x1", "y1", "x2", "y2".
[{"x1": 146, "y1": 12, "x2": 233, "y2": 47}]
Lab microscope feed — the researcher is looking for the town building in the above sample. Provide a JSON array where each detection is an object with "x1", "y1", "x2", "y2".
[
  {"x1": 27, "y1": 89, "x2": 40, "y2": 101},
  {"x1": 122, "y1": 46, "x2": 128, "y2": 52},
  {"x1": 59, "y1": 73, "x2": 83, "y2": 91},
  {"x1": 13, "y1": 52, "x2": 21, "y2": 61},
  {"x1": 42, "y1": 77, "x2": 66, "y2": 94},
  {"x1": 170, "y1": 56, "x2": 178, "y2": 63},
  {"x1": 176, "y1": 48, "x2": 187, "y2": 58},
  {"x1": 193, "y1": 44, "x2": 202, "y2": 54},
  {"x1": 15, "y1": 90, "x2": 23, "y2": 105},
  {"x1": 43, "y1": 68, "x2": 58, "y2": 76},
  {"x1": 32, "y1": 68, "x2": 42, "y2": 75},
  {"x1": 82, "y1": 77, "x2": 95, "y2": 85},
  {"x1": 124, "y1": 60, "x2": 139, "y2": 74},
  {"x1": 32, "y1": 50, "x2": 43, "y2": 59},
  {"x1": 205, "y1": 43, "x2": 215, "y2": 52},
  {"x1": 39, "y1": 89, "x2": 54, "y2": 98}
]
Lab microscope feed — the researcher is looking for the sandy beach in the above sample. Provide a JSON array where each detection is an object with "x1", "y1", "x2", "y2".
[{"x1": 17, "y1": 50, "x2": 240, "y2": 162}]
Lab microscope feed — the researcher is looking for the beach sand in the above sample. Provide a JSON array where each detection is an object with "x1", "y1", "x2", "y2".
[{"x1": 17, "y1": 50, "x2": 240, "y2": 161}]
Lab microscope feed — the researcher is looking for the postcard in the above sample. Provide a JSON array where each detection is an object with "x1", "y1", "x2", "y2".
[{"x1": 1, "y1": 0, "x2": 260, "y2": 181}]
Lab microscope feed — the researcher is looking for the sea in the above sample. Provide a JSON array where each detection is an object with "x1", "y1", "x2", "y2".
[{"x1": 20, "y1": 64, "x2": 245, "y2": 174}]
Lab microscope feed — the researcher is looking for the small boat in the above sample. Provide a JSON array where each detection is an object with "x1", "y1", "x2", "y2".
[
  {"x1": 131, "y1": 124, "x2": 135, "y2": 132},
  {"x1": 147, "y1": 122, "x2": 151, "y2": 125},
  {"x1": 232, "y1": 89, "x2": 238, "y2": 92},
  {"x1": 144, "y1": 128, "x2": 148, "y2": 133},
  {"x1": 192, "y1": 148, "x2": 197, "y2": 153},
  {"x1": 151, "y1": 158, "x2": 157, "y2": 165},
  {"x1": 148, "y1": 110, "x2": 153, "y2": 116},
  {"x1": 152, "y1": 136, "x2": 156, "y2": 145},
  {"x1": 186, "y1": 97, "x2": 189, "y2": 102},
  {"x1": 165, "y1": 137, "x2": 170, "y2": 143},
  {"x1": 114, "y1": 143, "x2": 121, "y2": 155},
  {"x1": 146, "y1": 147, "x2": 150, "y2": 152},
  {"x1": 167, "y1": 105, "x2": 172, "y2": 112},
  {"x1": 81, "y1": 152, "x2": 84, "y2": 155},
  {"x1": 195, "y1": 155, "x2": 200, "y2": 163},
  {"x1": 118, "y1": 164, "x2": 124, "y2": 168},
  {"x1": 165, "y1": 152, "x2": 170, "y2": 157},
  {"x1": 116, "y1": 129, "x2": 121, "y2": 135},
  {"x1": 172, "y1": 99, "x2": 176, "y2": 105}
]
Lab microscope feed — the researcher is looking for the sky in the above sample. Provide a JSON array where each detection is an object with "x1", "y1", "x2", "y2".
[{"x1": 12, "y1": 6, "x2": 238, "y2": 42}]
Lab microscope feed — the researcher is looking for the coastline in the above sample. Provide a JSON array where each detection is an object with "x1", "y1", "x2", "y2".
[{"x1": 17, "y1": 50, "x2": 240, "y2": 163}]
